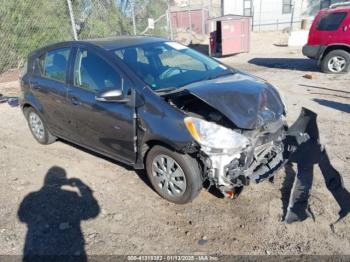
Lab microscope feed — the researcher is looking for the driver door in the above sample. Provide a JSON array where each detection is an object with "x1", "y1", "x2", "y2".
[{"x1": 66, "y1": 46, "x2": 135, "y2": 164}]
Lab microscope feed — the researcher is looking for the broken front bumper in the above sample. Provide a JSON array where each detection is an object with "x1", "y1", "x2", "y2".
[{"x1": 202, "y1": 108, "x2": 315, "y2": 196}]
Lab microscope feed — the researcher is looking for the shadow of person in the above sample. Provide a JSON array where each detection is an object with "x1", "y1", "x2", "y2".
[
  {"x1": 283, "y1": 108, "x2": 350, "y2": 224},
  {"x1": 18, "y1": 166, "x2": 100, "y2": 261}
]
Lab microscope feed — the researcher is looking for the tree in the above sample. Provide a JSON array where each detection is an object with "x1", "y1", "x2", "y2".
[
  {"x1": 72, "y1": 0, "x2": 132, "y2": 39},
  {"x1": 0, "y1": 0, "x2": 71, "y2": 72}
]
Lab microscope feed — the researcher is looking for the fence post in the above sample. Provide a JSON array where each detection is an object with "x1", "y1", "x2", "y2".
[
  {"x1": 188, "y1": 0, "x2": 193, "y2": 41},
  {"x1": 167, "y1": 0, "x2": 174, "y2": 40},
  {"x1": 131, "y1": 0, "x2": 137, "y2": 35},
  {"x1": 66, "y1": 0, "x2": 78, "y2": 40},
  {"x1": 290, "y1": 0, "x2": 296, "y2": 35}
]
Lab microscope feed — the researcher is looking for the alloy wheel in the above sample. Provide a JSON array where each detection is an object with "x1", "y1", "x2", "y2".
[
  {"x1": 29, "y1": 112, "x2": 45, "y2": 140},
  {"x1": 328, "y1": 56, "x2": 346, "y2": 73}
]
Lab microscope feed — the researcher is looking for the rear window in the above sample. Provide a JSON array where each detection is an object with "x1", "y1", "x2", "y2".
[{"x1": 317, "y1": 12, "x2": 347, "y2": 31}]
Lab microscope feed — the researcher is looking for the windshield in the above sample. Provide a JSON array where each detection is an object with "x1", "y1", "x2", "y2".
[{"x1": 112, "y1": 42, "x2": 232, "y2": 91}]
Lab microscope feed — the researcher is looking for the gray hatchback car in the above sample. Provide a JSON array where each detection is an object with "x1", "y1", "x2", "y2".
[{"x1": 20, "y1": 36, "x2": 289, "y2": 204}]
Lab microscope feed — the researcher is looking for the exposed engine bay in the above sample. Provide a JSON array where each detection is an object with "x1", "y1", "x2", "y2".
[{"x1": 164, "y1": 90, "x2": 298, "y2": 197}]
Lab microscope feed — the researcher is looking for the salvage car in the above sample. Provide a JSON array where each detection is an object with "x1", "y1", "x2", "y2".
[{"x1": 20, "y1": 37, "x2": 289, "y2": 204}]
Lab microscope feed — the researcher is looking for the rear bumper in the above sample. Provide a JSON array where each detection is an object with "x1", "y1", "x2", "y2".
[{"x1": 302, "y1": 44, "x2": 325, "y2": 60}]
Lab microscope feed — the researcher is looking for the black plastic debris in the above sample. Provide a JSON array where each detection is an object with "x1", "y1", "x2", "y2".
[
  {"x1": 283, "y1": 108, "x2": 350, "y2": 224},
  {"x1": 0, "y1": 93, "x2": 19, "y2": 107}
]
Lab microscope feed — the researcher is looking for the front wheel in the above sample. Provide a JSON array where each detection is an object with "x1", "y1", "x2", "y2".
[
  {"x1": 321, "y1": 50, "x2": 350, "y2": 74},
  {"x1": 145, "y1": 145, "x2": 203, "y2": 204}
]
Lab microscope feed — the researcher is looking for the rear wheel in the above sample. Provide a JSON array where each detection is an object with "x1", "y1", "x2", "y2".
[
  {"x1": 145, "y1": 145, "x2": 203, "y2": 204},
  {"x1": 25, "y1": 107, "x2": 56, "y2": 145},
  {"x1": 321, "y1": 50, "x2": 350, "y2": 74}
]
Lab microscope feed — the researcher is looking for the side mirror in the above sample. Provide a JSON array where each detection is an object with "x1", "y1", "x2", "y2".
[{"x1": 95, "y1": 89, "x2": 128, "y2": 103}]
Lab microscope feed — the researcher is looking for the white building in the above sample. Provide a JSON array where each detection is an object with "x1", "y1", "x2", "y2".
[{"x1": 221, "y1": 0, "x2": 348, "y2": 31}]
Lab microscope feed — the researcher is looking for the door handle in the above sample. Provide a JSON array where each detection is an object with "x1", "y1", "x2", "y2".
[{"x1": 71, "y1": 96, "x2": 81, "y2": 106}]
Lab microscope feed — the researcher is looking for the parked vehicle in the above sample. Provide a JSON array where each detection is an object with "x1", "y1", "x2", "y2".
[
  {"x1": 20, "y1": 36, "x2": 289, "y2": 204},
  {"x1": 303, "y1": 3, "x2": 350, "y2": 73}
]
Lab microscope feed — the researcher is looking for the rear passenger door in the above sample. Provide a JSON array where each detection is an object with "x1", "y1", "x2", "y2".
[
  {"x1": 30, "y1": 47, "x2": 72, "y2": 137},
  {"x1": 66, "y1": 46, "x2": 135, "y2": 164}
]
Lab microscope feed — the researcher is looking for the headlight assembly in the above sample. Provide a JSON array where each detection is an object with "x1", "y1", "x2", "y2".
[{"x1": 184, "y1": 117, "x2": 250, "y2": 154}]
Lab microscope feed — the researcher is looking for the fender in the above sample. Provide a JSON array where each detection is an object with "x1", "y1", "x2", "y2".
[{"x1": 21, "y1": 91, "x2": 44, "y2": 116}]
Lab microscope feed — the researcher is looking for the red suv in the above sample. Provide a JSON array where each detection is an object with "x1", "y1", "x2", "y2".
[{"x1": 303, "y1": 4, "x2": 350, "y2": 73}]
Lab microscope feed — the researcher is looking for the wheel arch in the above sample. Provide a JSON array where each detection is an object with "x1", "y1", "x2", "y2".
[
  {"x1": 22, "y1": 103, "x2": 35, "y2": 118},
  {"x1": 141, "y1": 140, "x2": 179, "y2": 164},
  {"x1": 321, "y1": 45, "x2": 350, "y2": 60}
]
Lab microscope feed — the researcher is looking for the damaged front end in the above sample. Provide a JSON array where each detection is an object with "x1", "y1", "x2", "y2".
[
  {"x1": 200, "y1": 119, "x2": 287, "y2": 197},
  {"x1": 162, "y1": 74, "x2": 309, "y2": 198}
]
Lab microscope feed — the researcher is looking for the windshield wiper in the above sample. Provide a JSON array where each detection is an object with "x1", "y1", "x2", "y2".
[{"x1": 154, "y1": 87, "x2": 178, "y2": 93}]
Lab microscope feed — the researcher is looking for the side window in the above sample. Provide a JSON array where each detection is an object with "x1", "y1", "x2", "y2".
[
  {"x1": 317, "y1": 12, "x2": 347, "y2": 31},
  {"x1": 40, "y1": 48, "x2": 70, "y2": 82},
  {"x1": 74, "y1": 48, "x2": 122, "y2": 93}
]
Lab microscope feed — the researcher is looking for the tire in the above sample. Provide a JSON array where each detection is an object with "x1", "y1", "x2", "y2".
[
  {"x1": 321, "y1": 50, "x2": 350, "y2": 74},
  {"x1": 25, "y1": 107, "x2": 56, "y2": 145},
  {"x1": 145, "y1": 145, "x2": 203, "y2": 204}
]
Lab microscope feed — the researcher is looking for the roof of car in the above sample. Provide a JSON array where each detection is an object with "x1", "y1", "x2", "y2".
[
  {"x1": 82, "y1": 36, "x2": 166, "y2": 50},
  {"x1": 28, "y1": 36, "x2": 168, "y2": 59},
  {"x1": 323, "y1": 6, "x2": 350, "y2": 13}
]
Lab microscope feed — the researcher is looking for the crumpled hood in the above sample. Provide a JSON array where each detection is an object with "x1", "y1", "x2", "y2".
[{"x1": 184, "y1": 73, "x2": 285, "y2": 130}]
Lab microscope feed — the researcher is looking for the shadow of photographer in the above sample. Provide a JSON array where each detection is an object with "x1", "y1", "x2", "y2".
[
  {"x1": 18, "y1": 166, "x2": 100, "y2": 261},
  {"x1": 282, "y1": 109, "x2": 350, "y2": 224}
]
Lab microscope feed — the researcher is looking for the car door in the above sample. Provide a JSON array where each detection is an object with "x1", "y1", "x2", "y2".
[
  {"x1": 29, "y1": 47, "x2": 72, "y2": 138},
  {"x1": 338, "y1": 11, "x2": 350, "y2": 44},
  {"x1": 66, "y1": 46, "x2": 135, "y2": 164}
]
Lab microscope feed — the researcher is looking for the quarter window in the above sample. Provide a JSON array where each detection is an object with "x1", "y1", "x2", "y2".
[
  {"x1": 40, "y1": 48, "x2": 70, "y2": 82},
  {"x1": 317, "y1": 12, "x2": 347, "y2": 31},
  {"x1": 74, "y1": 48, "x2": 122, "y2": 93}
]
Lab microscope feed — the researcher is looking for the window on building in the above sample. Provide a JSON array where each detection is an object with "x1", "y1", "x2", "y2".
[
  {"x1": 282, "y1": 0, "x2": 292, "y2": 14},
  {"x1": 243, "y1": 0, "x2": 252, "y2": 16},
  {"x1": 317, "y1": 12, "x2": 347, "y2": 31},
  {"x1": 320, "y1": 0, "x2": 331, "y2": 9}
]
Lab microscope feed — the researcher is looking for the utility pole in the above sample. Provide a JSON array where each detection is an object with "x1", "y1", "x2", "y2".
[
  {"x1": 131, "y1": 0, "x2": 137, "y2": 35},
  {"x1": 66, "y1": 0, "x2": 78, "y2": 40}
]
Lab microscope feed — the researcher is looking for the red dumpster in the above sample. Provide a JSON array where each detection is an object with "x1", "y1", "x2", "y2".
[{"x1": 209, "y1": 15, "x2": 251, "y2": 57}]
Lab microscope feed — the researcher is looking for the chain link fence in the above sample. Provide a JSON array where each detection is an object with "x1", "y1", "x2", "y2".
[
  {"x1": 169, "y1": 0, "x2": 221, "y2": 45},
  {"x1": 0, "y1": 0, "x2": 72, "y2": 74},
  {"x1": 0, "y1": 0, "x2": 134, "y2": 75},
  {"x1": 0, "y1": 0, "x2": 221, "y2": 76}
]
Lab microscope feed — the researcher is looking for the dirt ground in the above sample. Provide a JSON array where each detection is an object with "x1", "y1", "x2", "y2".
[{"x1": 0, "y1": 32, "x2": 349, "y2": 256}]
